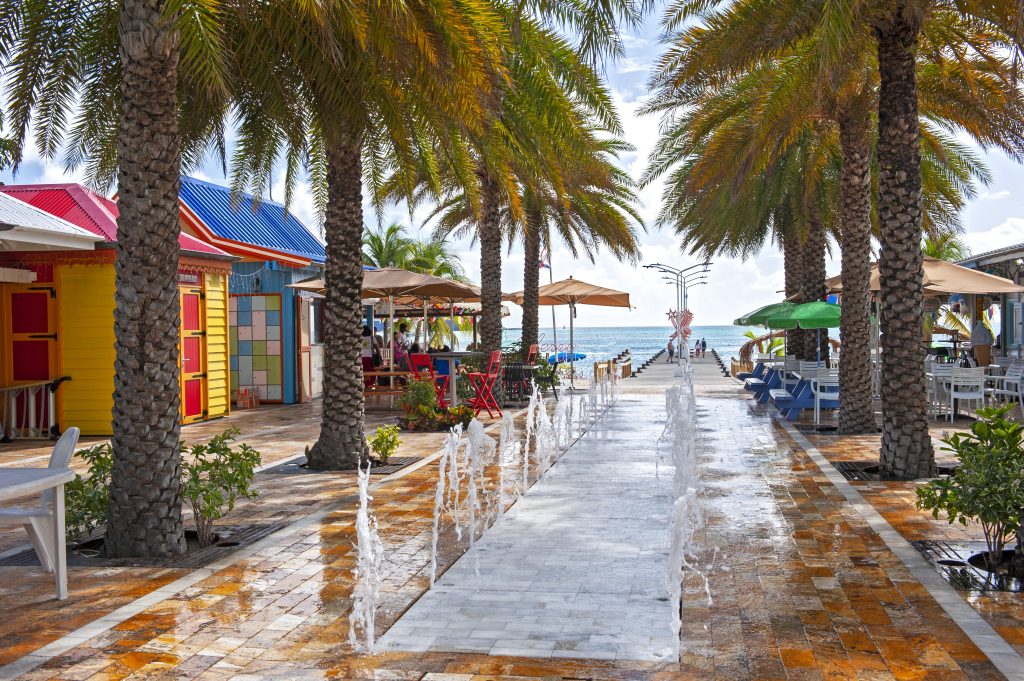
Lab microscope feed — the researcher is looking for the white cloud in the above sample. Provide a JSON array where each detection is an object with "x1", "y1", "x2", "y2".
[
  {"x1": 963, "y1": 217, "x2": 1024, "y2": 255},
  {"x1": 979, "y1": 190, "x2": 1011, "y2": 201},
  {"x1": 615, "y1": 58, "x2": 650, "y2": 75}
]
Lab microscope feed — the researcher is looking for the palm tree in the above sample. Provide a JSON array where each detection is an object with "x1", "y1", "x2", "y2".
[
  {"x1": 224, "y1": 0, "x2": 507, "y2": 470},
  {"x1": 516, "y1": 145, "x2": 643, "y2": 351},
  {"x1": 363, "y1": 223, "x2": 415, "y2": 269},
  {"x1": 2, "y1": 0, "x2": 231, "y2": 556},
  {"x1": 466, "y1": 0, "x2": 647, "y2": 354},
  {"x1": 647, "y1": 0, "x2": 1024, "y2": 449}
]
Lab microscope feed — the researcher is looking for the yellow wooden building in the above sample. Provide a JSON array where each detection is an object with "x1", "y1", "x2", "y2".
[{"x1": 0, "y1": 184, "x2": 235, "y2": 437}]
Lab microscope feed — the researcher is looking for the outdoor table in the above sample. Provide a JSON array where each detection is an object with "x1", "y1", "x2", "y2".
[
  {"x1": 430, "y1": 351, "x2": 483, "y2": 406},
  {"x1": 0, "y1": 467, "x2": 75, "y2": 599}
]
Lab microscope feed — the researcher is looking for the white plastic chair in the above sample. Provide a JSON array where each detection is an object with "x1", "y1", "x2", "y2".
[
  {"x1": 781, "y1": 358, "x2": 801, "y2": 391},
  {"x1": 928, "y1": 363, "x2": 954, "y2": 417},
  {"x1": 811, "y1": 368, "x2": 840, "y2": 426},
  {"x1": 0, "y1": 427, "x2": 80, "y2": 572},
  {"x1": 949, "y1": 368, "x2": 986, "y2": 422},
  {"x1": 988, "y1": 365, "x2": 1024, "y2": 404}
]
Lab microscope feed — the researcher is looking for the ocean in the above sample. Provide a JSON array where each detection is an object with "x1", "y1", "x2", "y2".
[{"x1": 487, "y1": 325, "x2": 762, "y2": 374}]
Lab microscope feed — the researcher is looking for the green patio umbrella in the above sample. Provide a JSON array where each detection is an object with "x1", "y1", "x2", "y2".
[
  {"x1": 734, "y1": 301, "x2": 796, "y2": 327},
  {"x1": 765, "y1": 301, "x2": 841, "y2": 329}
]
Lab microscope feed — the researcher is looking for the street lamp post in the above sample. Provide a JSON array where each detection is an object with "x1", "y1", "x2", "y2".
[{"x1": 643, "y1": 261, "x2": 712, "y2": 364}]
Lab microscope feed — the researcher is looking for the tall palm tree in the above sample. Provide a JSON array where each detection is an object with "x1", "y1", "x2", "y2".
[
  {"x1": 466, "y1": 0, "x2": 647, "y2": 354},
  {"x1": 516, "y1": 144, "x2": 643, "y2": 351},
  {"x1": 398, "y1": 12, "x2": 624, "y2": 353},
  {"x1": 225, "y1": 0, "x2": 507, "y2": 470},
  {"x1": 648, "y1": 0, "x2": 1024, "y2": 447},
  {"x1": 2, "y1": 0, "x2": 230, "y2": 557}
]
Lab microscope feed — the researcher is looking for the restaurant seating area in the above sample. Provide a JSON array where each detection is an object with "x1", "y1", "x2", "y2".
[{"x1": 743, "y1": 350, "x2": 1024, "y2": 427}]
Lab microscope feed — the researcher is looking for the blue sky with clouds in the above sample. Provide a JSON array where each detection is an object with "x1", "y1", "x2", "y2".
[{"x1": 4, "y1": 12, "x2": 1023, "y2": 327}]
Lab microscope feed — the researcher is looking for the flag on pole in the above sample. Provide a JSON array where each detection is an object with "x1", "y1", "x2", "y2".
[{"x1": 539, "y1": 246, "x2": 550, "y2": 269}]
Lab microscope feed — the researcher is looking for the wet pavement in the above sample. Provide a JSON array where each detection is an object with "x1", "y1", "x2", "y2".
[
  {"x1": 0, "y1": 356, "x2": 1022, "y2": 679},
  {"x1": 381, "y1": 396, "x2": 673, "y2": 661}
]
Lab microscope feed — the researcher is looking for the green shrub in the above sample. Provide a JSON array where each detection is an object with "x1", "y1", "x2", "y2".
[
  {"x1": 398, "y1": 379, "x2": 437, "y2": 414},
  {"x1": 368, "y1": 425, "x2": 401, "y2": 464},
  {"x1": 180, "y1": 427, "x2": 262, "y2": 547},
  {"x1": 916, "y1": 405, "x2": 1024, "y2": 568},
  {"x1": 65, "y1": 443, "x2": 113, "y2": 541},
  {"x1": 64, "y1": 429, "x2": 262, "y2": 549},
  {"x1": 446, "y1": 405, "x2": 475, "y2": 429}
]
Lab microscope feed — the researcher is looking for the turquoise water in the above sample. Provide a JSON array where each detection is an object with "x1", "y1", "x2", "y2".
[{"x1": 497, "y1": 325, "x2": 761, "y2": 373}]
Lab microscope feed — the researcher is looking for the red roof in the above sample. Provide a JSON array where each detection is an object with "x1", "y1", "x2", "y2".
[{"x1": 0, "y1": 183, "x2": 232, "y2": 259}]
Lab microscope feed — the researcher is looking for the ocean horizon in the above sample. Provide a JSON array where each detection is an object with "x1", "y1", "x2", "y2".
[{"x1": 459, "y1": 324, "x2": 762, "y2": 374}]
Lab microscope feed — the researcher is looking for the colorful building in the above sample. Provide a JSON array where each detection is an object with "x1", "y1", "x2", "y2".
[
  {"x1": 176, "y1": 177, "x2": 326, "y2": 404},
  {"x1": 959, "y1": 243, "x2": 1024, "y2": 358},
  {"x1": 0, "y1": 183, "x2": 236, "y2": 435}
]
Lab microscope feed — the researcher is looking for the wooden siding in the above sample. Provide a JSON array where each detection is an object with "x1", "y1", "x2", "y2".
[
  {"x1": 205, "y1": 272, "x2": 230, "y2": 417},
  {"x1": 58, "y1": 263, "x2": 115, "y2": 435}
]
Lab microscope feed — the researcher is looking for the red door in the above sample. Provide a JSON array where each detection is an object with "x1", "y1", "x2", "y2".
[
  {"x1": 7, "y1": 285, "x2": 58, "y2": 429},
  {"x1": 180, "y1": 286, "x2": 207, "y2": 423}
]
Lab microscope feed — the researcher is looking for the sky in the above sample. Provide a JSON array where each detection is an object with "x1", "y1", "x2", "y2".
[{"x1": 4, "y1": 12, "x2": 1024, "y2": 328}]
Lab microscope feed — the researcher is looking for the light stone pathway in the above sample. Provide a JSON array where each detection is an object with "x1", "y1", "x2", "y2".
[{"x1": 380, "y1": 395, "x2": 674, "y2": 661}]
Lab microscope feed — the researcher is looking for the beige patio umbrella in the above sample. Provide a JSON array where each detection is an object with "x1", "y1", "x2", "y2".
[
  {"x1": 291, "y1": 268, "x2": 481, "y2": 359},
  {"x1": 506, "y1": 276, "x2": 631, "y2": 388},
  {"x1": 825, "y1": 256, "x2": 1024, "y2": 295}
]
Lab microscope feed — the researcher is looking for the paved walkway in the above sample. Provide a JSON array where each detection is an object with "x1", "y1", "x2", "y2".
[
  {"x1": 381, "y1": 395, "x2": 673, "y2": 661},
  {"x1": 2, "y1": 355, "x2": 1023, "y2": 679}
]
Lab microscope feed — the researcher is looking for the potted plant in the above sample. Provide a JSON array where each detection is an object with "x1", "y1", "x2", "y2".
[
  {"x1": 446, "y1": 405, "x2": 475, "y2": 429},
  {"x1": 368, "y1": 425, "x2": 401, "y2": 464},
  {"x1": 917, "y1": 405, "x2": 1024, "y2": 575},
  {"x1": 397, "y1": 379, "x2": 439, "y2": 430}
]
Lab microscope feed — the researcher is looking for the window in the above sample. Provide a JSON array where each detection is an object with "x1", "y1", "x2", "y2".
[{"x1": 310, "y1": 299, "x2": 323, "y2": 345}]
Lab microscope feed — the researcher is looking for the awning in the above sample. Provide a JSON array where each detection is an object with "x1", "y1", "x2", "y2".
[
  {"x1": 0, "y1": 266, "x2": 36, "y2": 283},
  {"x1": 825, "y1": 256, "x2": 1024, "y2": 295}
]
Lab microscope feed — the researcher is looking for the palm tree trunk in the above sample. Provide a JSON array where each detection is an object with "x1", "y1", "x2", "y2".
[
  {"x1": 801, "y1": 213, "x2": 828, "y2": 362},
  {"x1": 307, "y1": 132, "x2": 367, "y2": 469},
  {"x1": 106, "y1": 0, "x2": 186, "y2": 558},
  {"x1": 520, "y1": 207, "x2": 542, "y2": 353},
  {"x1": 838, "y1": 109, "x2": 876, "y2": 434},
  {"x1": 478, "y1": 172, "x2": 503, "y2": 353},
  {"x1": 782, "y1": 229, "x2": 804, "y2": 357},
  {"x1": 876, "y1": 6, "x2": 934, "y2": 479}
]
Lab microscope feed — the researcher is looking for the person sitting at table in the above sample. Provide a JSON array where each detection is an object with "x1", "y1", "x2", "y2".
[
  {"x1": 393, "y1": 323, "x2": 411, "y2": 370},
  {"x1": 433, "y1": 345, "x2": 459, "y2": 376}
]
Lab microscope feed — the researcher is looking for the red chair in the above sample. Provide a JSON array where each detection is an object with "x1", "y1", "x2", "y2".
[
  {"x1": 468, "y1": 350, "x2": 503, "y2": 418},
  {"x1": 525, "y1": 343, "x2": 538, "y2": 365},
  {"x1": 410, "y1": 353, "x2": 449, "y2": 408}
]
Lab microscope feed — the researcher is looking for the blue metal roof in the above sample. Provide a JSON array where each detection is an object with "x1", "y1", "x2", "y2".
[{"x1": 180, "y1": 177, "x2": 326, "y2": 264}]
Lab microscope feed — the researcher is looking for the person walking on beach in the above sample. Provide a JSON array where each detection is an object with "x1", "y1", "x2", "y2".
[
  {"x1": 700, "y1": 338, "x2": 707, "y2": 357},
  {"x1": 667, "y1": 339, "x2": 675, "y2": 362}
]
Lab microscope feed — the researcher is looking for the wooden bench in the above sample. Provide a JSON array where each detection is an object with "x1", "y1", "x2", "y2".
[{"x1": 363, "y1": 371, "x2": 412, "y2": 400}]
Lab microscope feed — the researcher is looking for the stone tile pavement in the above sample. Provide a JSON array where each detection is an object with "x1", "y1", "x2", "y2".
[
  {"x1": 0, "y1": 356, "x2": 1021, "y2": 679},
  {"x1": 380, "y1": 397, "x2": 673, "y2": 661}
]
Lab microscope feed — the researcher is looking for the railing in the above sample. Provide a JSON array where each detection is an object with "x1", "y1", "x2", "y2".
[{"x1": 0, "y1": 377, "x2": 71, "y2": 441}]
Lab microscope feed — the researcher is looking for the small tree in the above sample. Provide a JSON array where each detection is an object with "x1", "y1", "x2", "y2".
[
  {"x1": 180, "y1": 428, "x2": 261, "y2": 547},
  {"x1": 368, "y1": 426, "x2": 401, "y2": 464},
  {"x1": 65, "y1": 444, "x2": 114, "y2": 541},
  {"x1": 917, "y1": 405, "x2": 1024, "y2": 569}
]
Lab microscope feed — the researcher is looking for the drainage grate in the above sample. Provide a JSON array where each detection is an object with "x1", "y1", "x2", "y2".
[
  {"x1": 911, "y1": 540, "x2": 1024, "y2": 593},
  {"x1": 259, "y1": 456, "x2": 421, "y2": 476},
  {"x1": 0, "y1": 523, "x2": 286, "y2": 569},
  {"x1": 832, "y1": 461, "x2": 958, "y2": 482}
]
